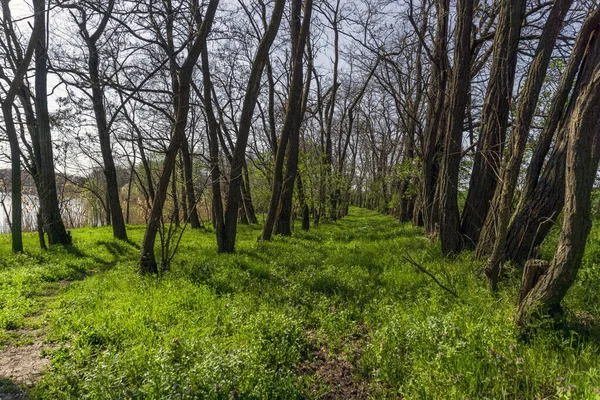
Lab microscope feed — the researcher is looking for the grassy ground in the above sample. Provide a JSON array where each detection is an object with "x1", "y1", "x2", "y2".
[{"x1": 0, "y1": 208, "x2": 599, "y2": 399}]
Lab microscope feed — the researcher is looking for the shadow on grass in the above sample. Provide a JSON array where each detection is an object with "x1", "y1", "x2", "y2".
[
  {"x1": 557, "y1": 312, "x2": 600, "y2": 348},
  {"x1": 97, "y1": 240, "x2": 132, "y2": 257},
  {"x1": 0, "y1": 377, "x2": 27, "y2": 398},
  {"x1": 63, "y1": 245, "x2": 86, "y2": 258}
]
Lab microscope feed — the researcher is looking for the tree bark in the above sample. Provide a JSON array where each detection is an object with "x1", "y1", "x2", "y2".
[
  {"x1": 34, "y1": 0, "x2": 71, "y2": 246},
  {"x1": 516, "y1": 33, "x2": 600, "y2": 329},
  {"x1": 0, "y1": 0, "x2": 42, "y2": 252},
  {"x1": 477, "y1": 0, "x2": 573, "y2": 289},
  {"x1": 172, "y1": 163, "x2": 180, "y2": 227},
  {"x1": 518, "y1": 8, "x2": 600, "y2": 208},
  {"x1": 242, "y1": 161, "x2": 258, "y2": 224},
  {"x1": 460, "y1": 0, "x2": 526, "y2": 247},
  {"x1": 297, "y1": 173, "x2": 310, "y2": 231},
  {"x1": 275, "y1": 14, "x2": 314, "y2": 235},
  {"x1": 505, "y1": 8, "x2": 600, "y2": 263},
  {"x1": 84, "y1": 7, "x2": 128, "y2": 241},
  {"x1": 419, "y1": 0, "x2": 449, "y2": 237},
  {"x1": 181, "y1": 137, "x2": 201, "y2": 228},
  {"x1": 438, "y1": 0, "x2": 474, "y2": 256},
  {"x1": 200, "y1": 40, "x2": 225, "y2": 252}
]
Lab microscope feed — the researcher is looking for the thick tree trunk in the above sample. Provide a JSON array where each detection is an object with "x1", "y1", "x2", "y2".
[
  {"x1": 34, "y1": 0, "x2": 71, "y2": 246},
  {"x1": 477, "y1": 0, "x2": 573, "y2": 289},
  {"x1": 518, "y1": 9, "x2": 600, "y2": 208},
  {"x1": 517, "y1": 35, "x2": 600, "y2": 329},
  {"x1": 505, "y1": 137, "x2": 568, "y2": 262},
  {"x1": 438, "y1": 0, "x2": 474, "y2": 256},
  {"x1": 460, "y1": 0, "x2": 525, "y2": 247}
]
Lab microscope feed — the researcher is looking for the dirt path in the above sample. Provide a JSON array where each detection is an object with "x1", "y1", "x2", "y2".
[
  {"x1": 0, "y1": 341, "x2": 51, "y2": 387},
  {"x1": 0, "y1": 283, "x2": 69, "y2": 398}
]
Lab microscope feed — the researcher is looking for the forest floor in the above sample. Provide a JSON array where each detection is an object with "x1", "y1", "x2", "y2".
[{"x1": 0, "y1": 208, "x2": 599, "y2": 399}]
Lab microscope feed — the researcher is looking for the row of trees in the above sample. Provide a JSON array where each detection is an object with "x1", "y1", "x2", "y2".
[{"x1": 1, "y1": 0, "x2": 599, "y2": 330}]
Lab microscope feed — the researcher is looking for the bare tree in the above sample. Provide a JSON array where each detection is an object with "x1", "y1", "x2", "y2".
[
  {"x1": 0, "y1": 0, "x2": 44, "y2": 251},
  {"x1": 140, "y1": 0, "x2": 219, "y2": 273}
]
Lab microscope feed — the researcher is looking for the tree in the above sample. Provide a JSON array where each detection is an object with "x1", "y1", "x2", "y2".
[
  {"x1": 460, "y1": 0, "x2": 526, "y2": 247},
  {"x1": 477, "y1": 0, "x2": 573, "y2": 289},
  {"x1": 418, "y1": 0, "x2": 449, "y2": 237},
  {"x1": 0, "y1": 0, "x2": 44, "y2": 252},
  {"x1": 262, "y1": 0, "x2": 313, "y2": 240},
  {"x1": 211, "y1": 0, "x2": 285, "y2": 253},
  {"x1": 140, "y1": 0, "x2": 219, "y2": 273},
  {"x1": 516, "y1": 30, "x2": 600, "y2": 330},
  {"x1": 34, "y1": 0, "x2": 72, "y2": 246},
  {"x1": 504, "y1": 7, "x2": 600, "y2": 263},
  {"x1": 437, "y1": 0, "x2": 474, "y2": 256},
  {"x1": 64, "y1": 0, "x2": 128, "y2": 241}
]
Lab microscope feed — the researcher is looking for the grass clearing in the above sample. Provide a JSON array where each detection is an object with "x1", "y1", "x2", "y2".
[{"x1": 0, "y1": 208, "x2": 599, "y2": 398}]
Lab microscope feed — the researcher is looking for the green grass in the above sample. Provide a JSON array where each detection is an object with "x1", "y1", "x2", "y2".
[{"x1": 0, "y1": 208, "x2": 599, "y2": 398}]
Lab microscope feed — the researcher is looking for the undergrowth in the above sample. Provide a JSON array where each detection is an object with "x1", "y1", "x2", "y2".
[{"x1": 0, "y1": 208, "x2": 598, "y2": 398}]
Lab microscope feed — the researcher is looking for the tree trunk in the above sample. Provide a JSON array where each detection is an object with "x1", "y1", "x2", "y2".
[
  {"x1": 37, "y1": 212, "x2": 46, "y2": 250},
  {"x1": 200, "y1": 41, "x2": 225, "y2": 252},
  {"x1": 181, "y1": 137, "x2": 201, "y2": 228},
  {"x1": 438, "y1": 0, "x2": 474, "y2": 256},
  {"x1": 261, "y1": 0, "x2": 311, "y2": 240},
  {"x1": 420, "y1": 0, "x2": 449, "y2": 237},
  {"x1": 77, "y1": 0, "x2": 128, "y2": 240},
  {"x1": 3, "y1": 104, "x2": 23, "y2": 252},
  {"x1": 297, "y1": 173, "x2": 310, "y2": 231},
  {"x1": 460, "y1": 0, "x2": 526, "y2": 247},
  {"x1": 139, "y1": 0, "x2": 219, "y2": 273},
  {"x1": 34, "y1": 0, "x2": 71, "y2": 246},
  {"x1": 221, "y1": 0, "x2": 285, "y2": 253},
  {"x1": 242, "y1": 161, "x2": 258, "y2": 224},
  {"x1": 518, "y1": 8, "x2": 600, "y2": 208},
  {"x1": 172, "y1": 164, "x2": 180, "y2": 227},
  {"x1": 179, "y1": 152, "x2": 188, "y2": 223},
  {"x1": 516, "y1": 34, "x2": 600, "y2": 329},
  {"x1": 0, "y1": 0, "x2": 42, "y2": 252},
  {"x1": 477, "y1": 0, "x2": 573, "y2": 289},
  {"x1": 505, "y1": 9, "x2": 600, "y2": 263}
]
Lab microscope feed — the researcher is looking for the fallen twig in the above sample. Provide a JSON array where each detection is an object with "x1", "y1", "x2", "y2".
[{"x1": 402, "y1": 254, "x2": 461, "y2": 300}]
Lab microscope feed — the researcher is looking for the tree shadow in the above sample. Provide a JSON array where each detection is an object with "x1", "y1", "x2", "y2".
[
  {"x1": 557, "y1": 311, "x2": 600, "y2": 347},
  {"x1": 0, "y1": 378, "x2": 28, "y2": 399},
  {"x1": 63, "y1": 245, "x2": 86, "y2": 258},
  {"x1": 96, "y1": 240, "x2": 131, "y2": 257}
]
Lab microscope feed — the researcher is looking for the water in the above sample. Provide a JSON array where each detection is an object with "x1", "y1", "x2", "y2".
[{"x1": 0, "y1": 191, "x2": 94, "y2": 234}]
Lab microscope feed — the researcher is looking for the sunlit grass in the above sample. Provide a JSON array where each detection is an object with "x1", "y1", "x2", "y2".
[{"x1": 0, "y1": 208, "x2": 598, "y2": 398}]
